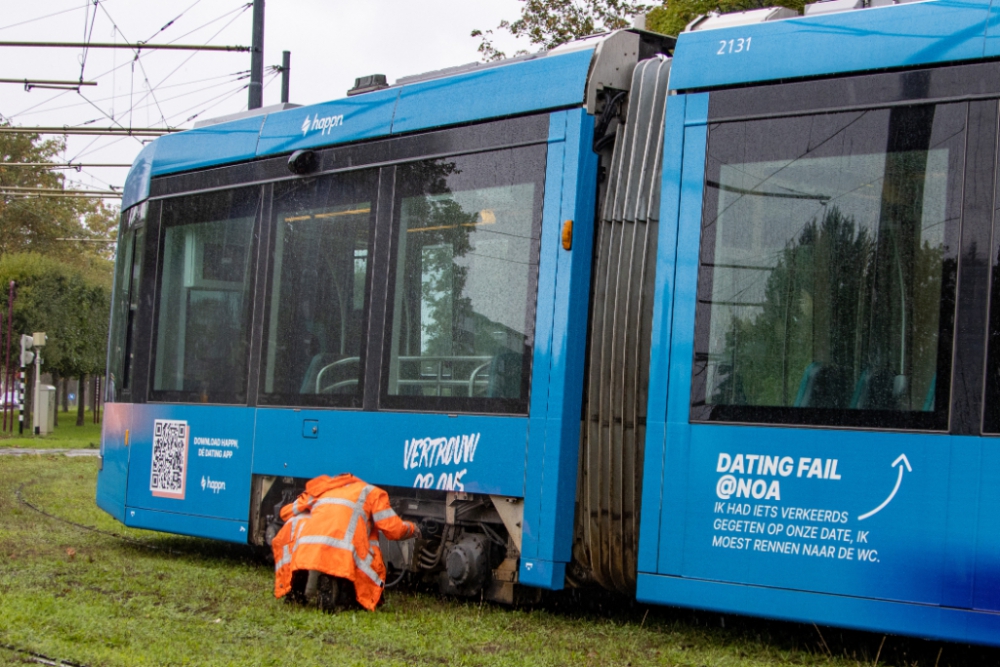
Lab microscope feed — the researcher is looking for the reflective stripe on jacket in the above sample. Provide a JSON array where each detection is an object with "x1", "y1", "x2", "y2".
[{"x1": 271, "y1": 473, "x2": 416, "y2": 611}]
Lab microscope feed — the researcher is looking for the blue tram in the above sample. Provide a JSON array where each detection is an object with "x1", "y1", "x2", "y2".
[{"x1": 98, "y1": 0, "x2": 1000, "y2": 645}]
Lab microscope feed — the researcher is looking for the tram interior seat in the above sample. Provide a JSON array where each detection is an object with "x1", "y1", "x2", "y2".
[
  {"x1": 849, "y1": 367, "x2": 901, "y2": 410},
  {"x1": 794, "y1": 362, "x2": 929, "y2": 411},
  {"x1": 303, "y1": 349, "x2": 522, "y2": 398},
  {"x1": 301, "y1": 354, "x2": 360, "y2": 395},
  {"x1": 793, "y1": 363, "x2": 852, "y2": 409},
  {"x1": 486, "y1": 349, "x2": 522, "y2": 399}
]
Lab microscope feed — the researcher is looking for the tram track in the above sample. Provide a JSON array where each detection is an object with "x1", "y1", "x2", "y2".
[
  {"x1": 0, "y1": 641, "x2": 91, "y2": 667},
  {"x1": 2, "y1": 482, "x2": 179, "y2": 667},
  {"x1": 14, "y1": 482, "x2": 184, "y2": 555}
]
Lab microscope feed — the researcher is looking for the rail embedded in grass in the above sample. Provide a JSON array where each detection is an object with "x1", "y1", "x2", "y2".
[
  {"x1": 0, "y1": 410, "x2": 102, "y2": 450},
  {"x1": 0, "y1": 456, "x2": 992, "y2": 667}
]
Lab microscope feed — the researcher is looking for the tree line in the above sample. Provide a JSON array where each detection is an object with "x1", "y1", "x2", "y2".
[
  {"x1": 0, "y1": 124, "x2": 118, "y2": 428},
  {"x1": 472, "y1": 0, "x2": 805, "y2": 60}
]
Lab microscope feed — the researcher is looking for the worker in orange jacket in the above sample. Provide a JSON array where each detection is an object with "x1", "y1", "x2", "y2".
[{"x1": 271, "y1": 473, "x2": 419, "y2": 611}]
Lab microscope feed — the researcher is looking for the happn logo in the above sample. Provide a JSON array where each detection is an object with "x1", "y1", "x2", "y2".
[
  {"x1": 201, "y1": 476, "x2": 226, "y2": 494},
  {"x1": 300, "y1": 112, "x2": 345, "y2": 137}
]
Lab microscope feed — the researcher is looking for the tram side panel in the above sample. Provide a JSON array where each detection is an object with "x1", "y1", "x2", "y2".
[
  {"x1": 96, "y1": 403, "x2": 129, "y2": 523},
  {"x1": 96, "y1": 109, "x2": 603, "y2": 580},
  {"x1": 120, "y1": 405, "x2": 254, "y2": 541},
  {"x1": 636, "y1": 60, "x2": 1000, "y2": 645}
]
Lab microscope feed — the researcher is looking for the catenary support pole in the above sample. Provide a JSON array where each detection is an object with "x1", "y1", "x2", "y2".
[
  {"x1": 248, "y1": 0, "x2": 265, "y2": 109},
  {"x1": 0, "y1": 312, "x2": 4, "y2": 432},
  {"x1": 5, "y1": 282, "x2": 14, "y2": 433},
  {"x1": 32, "y1": 344, "x2": 41, "y2": 435},
  {"x1": 281, "y1": 50, "x2": 290, "y2": 103}
]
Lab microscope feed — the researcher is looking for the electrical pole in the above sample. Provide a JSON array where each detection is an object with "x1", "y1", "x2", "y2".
[
  {"x1": 3, "y1": 281, "x2": 13, "y2": 433},
  {"x1": 281, "y1": 50, "x2": 290, "y2": 104},
  {"x1": 248, "y1": 0, "x2": 265, "y2": 109}
]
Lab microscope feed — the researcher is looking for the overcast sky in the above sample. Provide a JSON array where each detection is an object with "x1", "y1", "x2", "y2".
[{"x1": 1, "y1": 0, "x2": 530, "y2": 198}]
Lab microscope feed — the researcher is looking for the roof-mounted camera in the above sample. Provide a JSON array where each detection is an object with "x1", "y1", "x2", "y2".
[{"x1": 287, "y1": 149, "x2": 318, "y2": 175}]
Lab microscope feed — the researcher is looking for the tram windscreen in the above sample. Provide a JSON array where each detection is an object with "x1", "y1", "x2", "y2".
[
  {"x1": 692, "y1": 104, "x2": 965, "y2": 429},
  {"x1": 383, "y1": 146, "x2": 545, "y2": 413},
  {"x1": 151, "y1": 188, "x2": 259, "y2": 403},
  {"x1": 260, "y1": 170, "x2": 377, "y2": 406}
]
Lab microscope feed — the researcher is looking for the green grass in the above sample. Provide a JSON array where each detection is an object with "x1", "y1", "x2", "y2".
[
  {"x1": 0, "y1": 409, "x2": 102, "y2": 449},
  {"x1": 0, "y1": 457, "x2": 995, "y2": 667}
]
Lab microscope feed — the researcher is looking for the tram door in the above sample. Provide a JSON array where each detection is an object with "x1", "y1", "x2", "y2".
[
  {"x1": 119, "y1": 189, "x2": 261, "y2": 540},
  {"x1": 97, "y1": 204, "x2": 146, "y2": 522}
]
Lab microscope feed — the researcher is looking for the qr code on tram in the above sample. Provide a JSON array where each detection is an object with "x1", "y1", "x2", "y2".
[{"x1": 150, "y1": 419, "x2": 189, "y2": 499}]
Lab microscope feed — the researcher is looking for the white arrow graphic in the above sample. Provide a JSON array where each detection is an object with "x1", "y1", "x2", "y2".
[{"x1": 858, "y1": 454, "x2": 912, "y2": 521}]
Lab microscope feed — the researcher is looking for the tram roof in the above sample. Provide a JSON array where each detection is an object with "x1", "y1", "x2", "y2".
[
  {"x1": 670, "y1": 0, "x2": 996, "y2": 91},
  {"x1": 122, "y1": 40, "x2": 602, "y2": 209},
  {"x1": 123, "y1": 0, "x2": 994, "y2": 209}
]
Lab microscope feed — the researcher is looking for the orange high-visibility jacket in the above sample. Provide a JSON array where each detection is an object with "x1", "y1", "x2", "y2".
[{"x1": 272, "y1": 473, "x2": 416, "y2": 611}]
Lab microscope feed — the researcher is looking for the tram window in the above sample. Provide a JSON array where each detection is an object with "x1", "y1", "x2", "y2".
[
  {"x1": 107, "y1": 204, "x2": 145, "y2": 402},
  {"x1": 382, "y1": 145, "x2": 545, "y2": 414},
  {"x1": 260, "y1": 170, "x2": 378, "y2": 407},
  {"x1": 150, "y1": 188, "x2": 259, "y2": 404},
  {"x1": 982, "y1": 153, "x2": 1000, "y2": 434},
  {"x1": 691, "y1": 104, "x2": 965, "y2": 430}
]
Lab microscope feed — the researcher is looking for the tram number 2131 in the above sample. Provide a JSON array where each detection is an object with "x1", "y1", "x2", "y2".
[{"x1": 718, "y1": 37, "x2": 752, "y2": 55}]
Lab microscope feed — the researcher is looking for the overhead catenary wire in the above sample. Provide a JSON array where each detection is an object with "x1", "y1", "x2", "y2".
[
  {"x1": 143, "y1": 0, "x2": 205, "y2": 43},
  {"x1": 10, "y1": 70, "x2": 249, "y2": 118},
  {"x1": 162, "y1": 3, "x2": 252, "y2": 46},
  {"x1": 84, "y1": 71, "x2": 251, "y2": 121},
  {"x1": 89, "y1": 2, "x2": 255, "y2": 131},
  {"x1": 0, "y1": 126, "x2": 177, "y2": 135},
  {"x1": 79, "y1": 0, "x2": 100, "y2": 83},
  {"x1": 5, "y1": 3, "x2": 252, "y2": 121},
  {"x1": 1, "y1": 187, "x2": 121, "y2": 197},
  {"x1": 0, "y1": 79, "x2": 97, "y2": 87},
  {"x1": 0, "y1": 5, "x2": 86, "y2": 33},
  {"x1": 1, "y1": 163, "x2": 132, "y2": 167},
  {"x1": 124, "y1": 3, "x2": 253, "y2": 119},
  {"x1": 97, "y1": 3, "x2": 169, "y2": 127},
  {"x1": 176, "y1": 69, "x2": 275, "y2": 124},
  {"x1": 2, "y1": 2, "x2": 258, "y2": 195},
  {"x1": 0, "y1": 40, "x2": 250, "y2": 52}
]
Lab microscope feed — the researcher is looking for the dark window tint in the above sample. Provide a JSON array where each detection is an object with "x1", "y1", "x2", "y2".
[
  {"x1": 383, "y1": 145, "x2": 546, "y2": 413},
  {"x1": 982, "y1": 144, "x2": 1000, "y2": 435},
  {"x1": 151, "y1": 188, "x2": 259, "y2": 403},
  {"x1": 260, "y1": 170, "x2": 378, "y2": 407},
  {"x1": 692, "y1": 104, "x2": 966, "y2": 430},
  {"x1": 106, "y1": 204, "x2": 146, "y2": 402}
]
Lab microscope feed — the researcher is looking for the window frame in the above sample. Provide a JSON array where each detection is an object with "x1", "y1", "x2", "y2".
[
  {"x1": 377, "y1": 145, "x2": 547, "y2": 416},
  {"x1": 106, "y1": 203, "x2": 145, "y2": 403},
  {"x1": 688, "y1": 92, "x2": 980, "y2": 432},
  {"x1": 255, "y1": 168, "x2": 380, "y2": 409},
  {"x1": 146, "y1": 186, "x2": 264, "y2": 406},
  {"x1": 139, "y1": 114, "x2": 551, "y2": 411}
]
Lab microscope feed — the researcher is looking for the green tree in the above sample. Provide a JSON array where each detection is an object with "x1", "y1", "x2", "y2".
[
  {"x1": 646, "y1": 0, "x2": 804, "y2": 38},
  {"x1": 0, "y1": 253, "x2": 110, "y2": 426},
  {"x1": 474, "y1": 0, "x2": 806, "y2": 55},
  {"x1": 1, "y1": 122, "x2": 119, "y2": 426},
  {"x1": 0, "y1": 123, "x2": 119, "y2": 276},
  {"x1": 473, "y1": 0, "x2": 653, "y2": 59}
]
